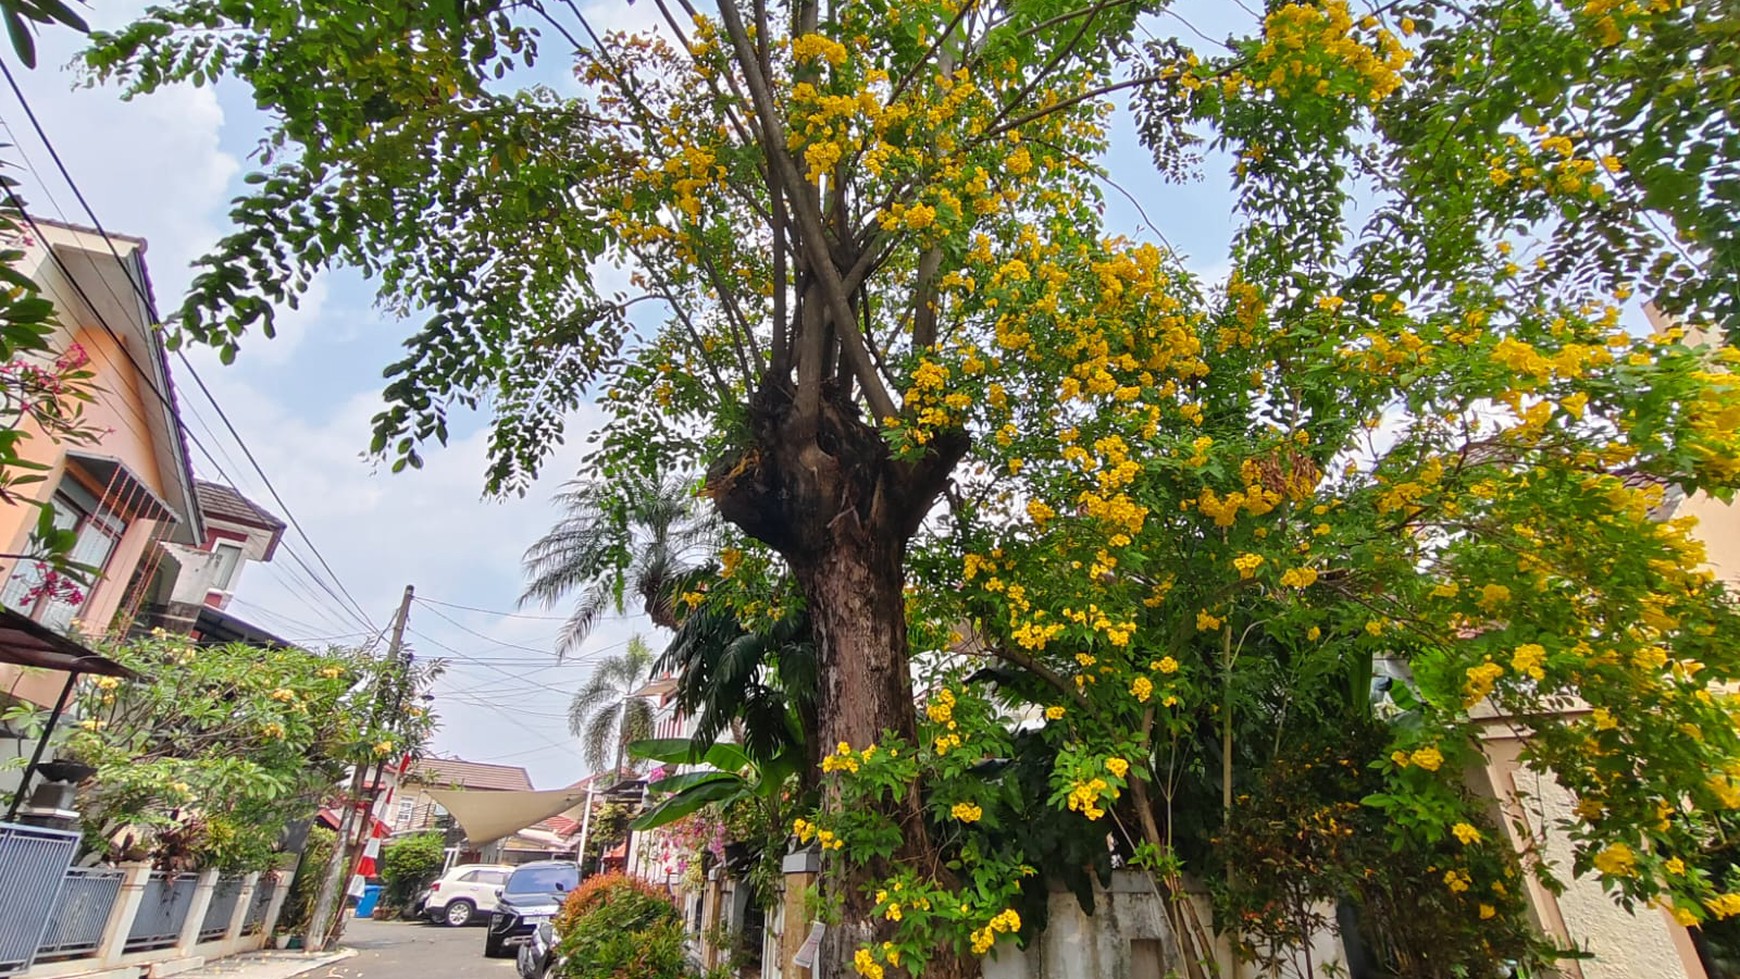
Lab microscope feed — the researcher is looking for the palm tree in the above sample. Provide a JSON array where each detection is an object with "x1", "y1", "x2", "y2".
[
  {"x1": 520, "y1": 473, "x2": 711, "y2": 658},
  {"x1": 569, "y1": 635, "x2": 658, "y2": 776}
]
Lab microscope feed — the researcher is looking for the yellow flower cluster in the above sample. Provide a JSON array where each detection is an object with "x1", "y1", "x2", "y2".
[
  {"x1": 926, "y1": 688, "x2": 955, "y2": 724},
  {"x1": 1106, "y1": 757, "x2": 1129, "y2": 778},
  {"x1": 1510, "y1": 643, "x2": 1547, "y2": 681},
  {"x1": 853, "y1": 947, "x2": 883, "y2": 979},
  {"x1": 951, "y1": 802, "x2": 983, "y2": 823},
  {"x1": 1452, "y1": 822, "x2": 1482, "y2": 845},
  {"x1": 1252, "y1": 0, "x2": 1411, "y2": 104},
  {"x1": 934, "y1": 733, "x2": 962, "y2": 755},
  {"x1": 1197, "y1": 609, "x2": 1224, "y2": 631},
  {"x1": 791, "y1": 33, "x2": 848, "y2": 66},
  {"x1": 1233, "y1": 552, "x2": 1265, "y2": 579},
  {"x1": 270, "y1": 687, "x2": 296, "y2": 702},
  {"x1": 1067, "y1": 778, "x2": 1111, "y2": 820},
  {"x1": 1392, "y1": 746, "x2": 1443, "y2": 771},
  {"x1": 1593, "y1": 843, "x2": 1636, "y2": 877},
  {"x1": 822, "y1": 741, "x2": 864, "y2": 774},
  {"x1": 969, "y1": 909, "x2": 1022, "y2": 955},
  {"x1": 1465, "y1": 660, "x2": 1505, "y2": 705},
  {"x1": 1707, "y1": 893, "x2": 1740, "y2": 919},
  {"x1": 1443, "y1": 869, "x2": 1472, "y2": 893},
  {"x1": 1131, "y1": 677, "x2": 1153, "y2": 703},
  {"x1": 1044, "y1": 705, "x2": 1066, "y2": 720},
  {"x1": 1279, "y1": 566, "x2": 1319, "y2": 588}
]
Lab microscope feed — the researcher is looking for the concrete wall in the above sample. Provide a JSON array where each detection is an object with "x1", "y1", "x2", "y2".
[{"x1": 981, "y1": 873, "x2": 1188, "y2": 979}]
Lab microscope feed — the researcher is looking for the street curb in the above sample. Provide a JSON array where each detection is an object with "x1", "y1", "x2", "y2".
[{"x1": 283, "y1": 948, "x2": 358, "y2": 977}]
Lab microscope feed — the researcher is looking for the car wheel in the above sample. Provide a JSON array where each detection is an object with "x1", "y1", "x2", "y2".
[
  {"x1": 444, "y1": 900, "x2": 475, "y2": 927},
  {"x1": 484, "y1": 931, "x2": 507, "y2": 958}
]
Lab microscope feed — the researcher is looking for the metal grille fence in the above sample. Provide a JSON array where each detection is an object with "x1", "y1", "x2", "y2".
[
  {"x1": 123, "y1": 873, "x2": 197, "y2": 952},
  {"x1": 241, "y1": 879, "x2": 274, "y2": 935},
  {"x1": 198, "y1": 878, "x2": 244, "y2": 943},
  {"x1": 34, "y1": 868, "x2": 125, "y2": 961},
  {"x1": 0, "y1": 822, "x2": 79, "y2": 976}
]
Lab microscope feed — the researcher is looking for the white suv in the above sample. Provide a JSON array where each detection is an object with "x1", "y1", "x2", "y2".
[{"x1": 424, "y1": 864, "x2": 514, "y2": 926}]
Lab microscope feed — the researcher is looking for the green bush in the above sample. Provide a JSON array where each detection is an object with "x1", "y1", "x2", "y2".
[
  {"x1": 555, "y1": 877, "x2": 692, "y2": 979},
  {"x1": 380, "y1": 832, "x2": 445, "y2": 914}
]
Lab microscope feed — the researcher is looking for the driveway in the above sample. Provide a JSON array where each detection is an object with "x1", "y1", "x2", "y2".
[{"x1": 327, "y1": 917, "x2": 516, "y2": 979}]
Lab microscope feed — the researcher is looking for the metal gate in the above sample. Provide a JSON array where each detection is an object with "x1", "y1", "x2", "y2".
[{"x1": 0, "y1": 822, "x2": 79, "y2": 976}]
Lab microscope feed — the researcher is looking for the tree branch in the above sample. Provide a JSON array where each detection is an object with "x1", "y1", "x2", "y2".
[{"x1": 713, "y1": 0, "x2": 899, "y2": 424}]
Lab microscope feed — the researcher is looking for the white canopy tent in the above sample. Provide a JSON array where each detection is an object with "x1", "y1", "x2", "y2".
[{"x1": 424, "y1": 787, "x2": 590, "y2": 845}]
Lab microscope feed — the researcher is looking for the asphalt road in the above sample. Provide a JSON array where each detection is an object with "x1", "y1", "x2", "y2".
[{"x1": 327, "y1": 916, "x2": 517, "y2": 979}]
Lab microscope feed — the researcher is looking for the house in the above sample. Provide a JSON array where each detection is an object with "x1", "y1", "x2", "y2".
[
  {"x1": 131, "y1": 479, "x2": 289, "y2": 644},
  {"x1": 0, "y1": 218, "x2": 202, "y2": 704}
]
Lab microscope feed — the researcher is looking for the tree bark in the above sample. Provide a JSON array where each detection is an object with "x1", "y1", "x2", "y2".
[{"x1": 707, "y1": 378, "x2": 968, "y2": 978}]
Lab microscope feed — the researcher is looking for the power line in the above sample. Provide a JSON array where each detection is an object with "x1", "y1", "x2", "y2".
[
  {"x1": 415, "y1": 595, "x2": 580, "y2": 621},
  {"x1": 0, "y1": 58, "x2": 379, "y2": 634},
  {"x1": 413, "y1": 600, "x2": 564, "y2": 655}
]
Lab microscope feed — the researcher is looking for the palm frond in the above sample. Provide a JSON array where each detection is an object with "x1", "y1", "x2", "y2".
[
  {"x1": 580, "y1": 702, "x2": 620, "y2": 775},
  {"x1": 554, "y1": 586, "x2": 613, "y2": 660}
]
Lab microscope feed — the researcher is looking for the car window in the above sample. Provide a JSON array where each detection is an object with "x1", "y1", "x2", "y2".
[
  {"x1": 505, "y1": 865, "x2": 578, "y2": 895},
  {"x1": 480, "y1": 871, "x2": 510, "y2": 886},
  {"x1": 456, "y1": 870, "x2": 479, "y2": 883}
]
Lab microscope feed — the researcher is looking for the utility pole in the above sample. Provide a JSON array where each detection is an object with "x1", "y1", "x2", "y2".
[{"x1": 306, "y1": 584, "x2": 414, "y2": 951}]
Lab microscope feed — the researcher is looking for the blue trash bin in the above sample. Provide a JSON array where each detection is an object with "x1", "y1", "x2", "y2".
[{"x1": 356, "y1": 884, "x2": 384, "y2": 918}]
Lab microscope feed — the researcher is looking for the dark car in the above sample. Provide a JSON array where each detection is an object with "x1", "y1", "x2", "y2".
[{"x1": 484, "y1": 861, "x2": 578, "y2": 958}]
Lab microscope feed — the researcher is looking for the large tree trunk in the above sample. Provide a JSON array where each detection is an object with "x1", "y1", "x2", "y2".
[{"x1": 708, "y1": 378, "x2": 969, "y2": 978}]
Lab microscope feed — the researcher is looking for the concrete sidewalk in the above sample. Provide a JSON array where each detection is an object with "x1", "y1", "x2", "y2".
[{"x1": 160, "y1": 948, "x2": 357, "y2": 979}]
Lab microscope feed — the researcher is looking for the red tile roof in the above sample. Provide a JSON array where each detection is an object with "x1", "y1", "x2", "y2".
[
  {"x1": 409, "y1": 757, "x2": 536, "y2": 792},
  {"x1": 195, "y1": 480, "x2": 287, "y2": 533}
]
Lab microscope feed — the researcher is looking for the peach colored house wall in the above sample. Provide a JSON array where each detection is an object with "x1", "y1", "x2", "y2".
[{"x1": 0, "y1": 227, "x2": 193, "y2": 706}]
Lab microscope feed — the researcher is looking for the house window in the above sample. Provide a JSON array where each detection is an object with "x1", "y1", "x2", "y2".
[
  {"x1": 1, "y1": 480, "x2": 129, "y2": 632},
  {"x1": 209, "y1": 540, "x2": 244, "y2": 593},
  {"x1": 395, "y1": 798, "x2": 415, "y2": 829}
]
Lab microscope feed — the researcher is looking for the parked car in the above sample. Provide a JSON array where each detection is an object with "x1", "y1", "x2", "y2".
[
  {"x1": 484, "y1": 861, "x2": 579, "y2": 958},
  {"x1": 423, "y1": 864, "x2": 514, "y2": 927}
]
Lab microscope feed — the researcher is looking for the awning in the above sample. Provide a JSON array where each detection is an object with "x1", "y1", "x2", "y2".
[
  {"x1": 0, "y1": 608, "x2": 138, "y2": 678},
  {"x1": 424, "y1": 788, "x2": 594, "y2": 846},
  {"x1": 1, "y1": 607, "x2": 139, "y2": 821},
  {"x1": 65, "y1": 451, "x2": 181, "y2": 524}
]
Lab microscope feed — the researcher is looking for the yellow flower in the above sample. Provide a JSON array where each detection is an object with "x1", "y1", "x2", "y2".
[
  {"x1": 1232, "y1": 552, "x2": 1265, "y2": 579},
  {"x1": 1443, "y1": 869, "x2": 1471, "y2": 893},
  {"x1": 1510, "y1": 643, "x2": 1547, "y2": 681},
  {"x1": 1044, "y1": 705, "x2": 1066, "y2": 720},
  {"x1": 1452, "y1": 822, "x2": 1481, "y2": 845},
  {"x1": 1306, "y1": 626, "x2": 1322, "y2": 641},
  {"x1": 1105, "y1": 757, "x2": 1129, "y2": 778},
  {"x1": 1593, "y1": 843, "x2": 1637, "y2": 877},
  {"x1": 1155, "y1": 656, "x2": 1179, "y2": 674},
  {"x1": 1479, "y1": 903, "x2": 1497, "y2": 920},
  {"x1": 951, "y1": 802, "x2": 983, "y2": 823},
  {"x1": 854, "y1": 947, "x2": 884, "y2": 979},
  {"x1": 1478, "y1": 583, "x2": 1511, "y2": 609},
  {"x1": 1410, "y1": 746, "x2": 1444, "y2": 771},
  {"x1": 1666, "y1": 857, "x2": 1686, "y2": 876},
  {"x1": 1026, "y1": 499, "x2": 1056, "y2": 526},
  {"x1": 1196, "y1": 609, "x2": 1224, "y2": 631},
  {"x1": 1279, "y1": 566, "x2": 1318, "y2": 588},
  {"x1": 1130, "y1": 677, "x2": 1153, "y2": 703}
]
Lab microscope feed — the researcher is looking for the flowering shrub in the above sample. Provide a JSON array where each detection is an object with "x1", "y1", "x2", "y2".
[
  {"x1": 552, "y1": 874, "x2": 690, "y2": 979},
  {"x1": 60, "y1": 632, "x2": 434, "y2": 870}
]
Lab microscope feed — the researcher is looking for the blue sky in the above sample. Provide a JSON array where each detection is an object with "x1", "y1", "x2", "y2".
[{"x1": 6, "y1": 0, "x2": 1253, "y2": 787}]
